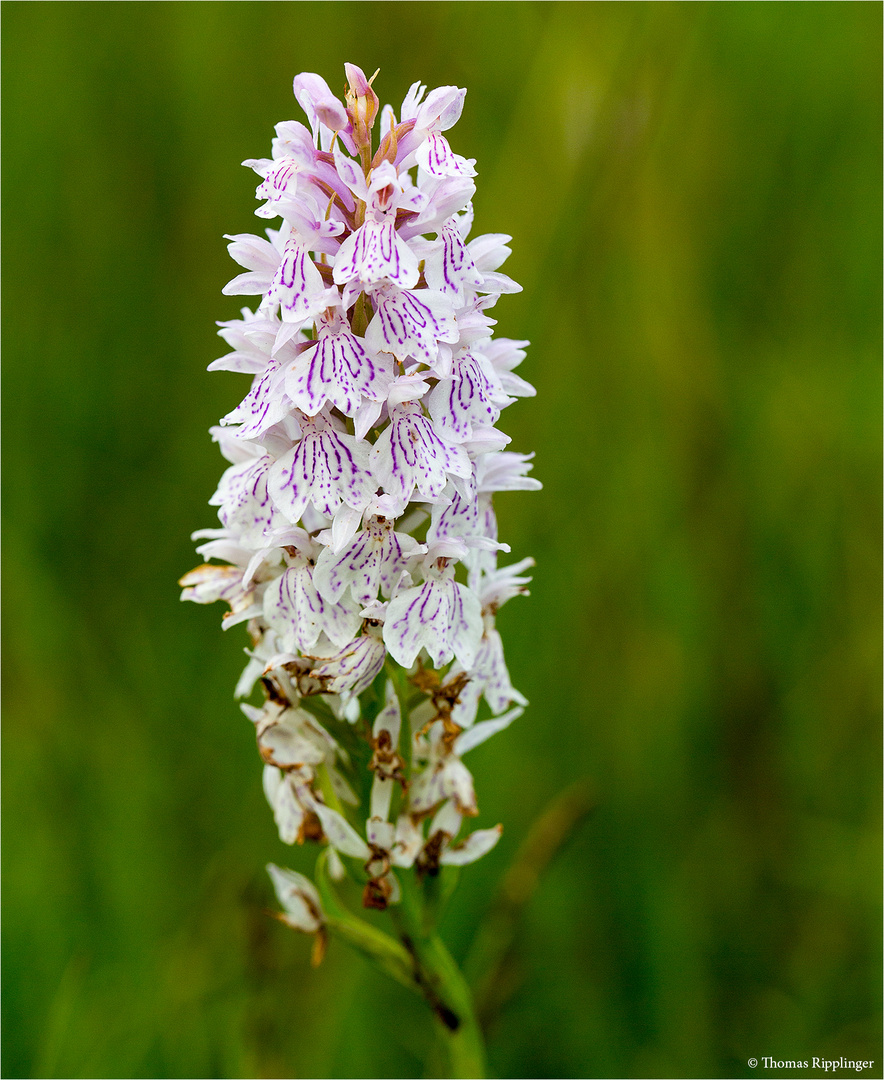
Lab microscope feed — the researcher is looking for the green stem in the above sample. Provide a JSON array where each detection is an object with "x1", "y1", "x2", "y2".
[
  {"x1": 314, "y1": 852, "x2": 418, "y2": 995},
  {"x1": 392, "y1": 874, "x2": 486, "y2": 1079}
]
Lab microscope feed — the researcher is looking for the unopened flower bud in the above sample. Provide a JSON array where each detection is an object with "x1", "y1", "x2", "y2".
[{"x1": 344, "y1": 63, "x2": 380, "y2": 160}]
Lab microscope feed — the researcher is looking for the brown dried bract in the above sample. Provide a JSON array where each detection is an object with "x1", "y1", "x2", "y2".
[
  {"x1": 280, "y1": 656, "x2": 325, "y2": 697},
  {"x1": 297, "y1": 810, "x2": 324, "y2": 845},
  {"x1": 410, "y1": 664, "x2": 470, "y2": 749},
  {"x1": 364, "y1": 843, "x2": 391, "y2": 882},
  {"x1": 362, "y1": 876, "x2": 393, "y2": 911},
  {"x1": 416, "y1": 829, "x2": 451, "y2": 879},
  {"x1": 368, "y1": 729, "x2": 407, "y2": 786},
  {"x1": 410, "y1": 659, "x2": 441, "y2": 695},
  {"x1": 440, "y1": 715, "x2": 463, "y2": 752},
  {"x1": 412, "y1": 664, "x2": 470, "y2": 713},
  {"x1": 310, "y1": 927, "x2": 328, "y2": 967},
  {"x1": 261, "y1": 674, "x2": 291, "y2": 708}
]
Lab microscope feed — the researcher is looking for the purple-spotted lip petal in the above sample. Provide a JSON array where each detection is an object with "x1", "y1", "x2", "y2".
[
  {"x1": 285, "y1": 326, "x2": 391, "y2": 418},
  {"x1": 365, "y1": 287, "x2": 458, "y2": 366},
  {"x1": 333, "y1": 220, "x2": 419, "y2": 290}
]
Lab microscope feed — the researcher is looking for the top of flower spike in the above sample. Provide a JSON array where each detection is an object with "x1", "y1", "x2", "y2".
[
  {"x1": 276, "y1": 66, "x2": 472, "y2": 178},
  {"x1": 214, "y1": 64, "x2": 533, "y2": 599}
]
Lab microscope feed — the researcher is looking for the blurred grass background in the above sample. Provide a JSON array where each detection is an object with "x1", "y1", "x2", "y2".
[{"x1": 2, "y1": 3, "x2": 880, "y2": 1078}]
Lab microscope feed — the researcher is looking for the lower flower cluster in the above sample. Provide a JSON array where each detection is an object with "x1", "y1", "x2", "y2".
[{"x1": 181, "y1": 64, "x2": 538, "y2": 933}]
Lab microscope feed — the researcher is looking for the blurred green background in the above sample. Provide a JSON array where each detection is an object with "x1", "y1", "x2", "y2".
[{"x1": 3, "y1": 3, "x2": 880, "y2": 1078}]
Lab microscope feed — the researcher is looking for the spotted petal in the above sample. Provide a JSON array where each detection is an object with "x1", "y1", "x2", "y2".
[
  {"x1": 424, "y1": 221, "x2": 484, "y2": 303},
  {"x1": 263, "y1": 561, "x2": 361, "y2": 651},
  {"x1": 310, "y1": 633, "x2": 386, "y2": 697},
  {"x1": 221, "y1": 360, "x2": 290, "y2": 438},
  {"x1": 370, "y1": 404, "x2": 471, "y2": 504},
  {"x1": 365, "y1": 288, "x2": 457, "y2": 366},
  {"x1": 313, "y1": 516, "x2": 421, "y2": 605},
  {"x1": 427, "y1": 486, "x2": 481, "y2": 545},
  {"x1": 383, "y1": 572, "x2": 482, "y2": 669},
  {"x1": 211, "y1": 455, "x2": 284, "y2": 546},
  {"x1": 416, "y1": 131, "x2": 477, "y2": 178},
  {"x1": 268, "y1": 416, "x2": 373, "y2": 522},
  {"x1": 285, "y1": 326, "x2": 391, "y2": 417},
  {"x1": 265, "y1": 233, "x2": 335, "y2": 324},
  {"x1": 428, "y1": 352, "x2": 507, "y2": 442},
  {"x1": 333, "y1": 220, "x2": 419, "y2": 290}
]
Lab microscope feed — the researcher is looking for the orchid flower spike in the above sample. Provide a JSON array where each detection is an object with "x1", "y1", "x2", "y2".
[{"x1": 182, "y1": 64, "x2": 539, "y2": 945}]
